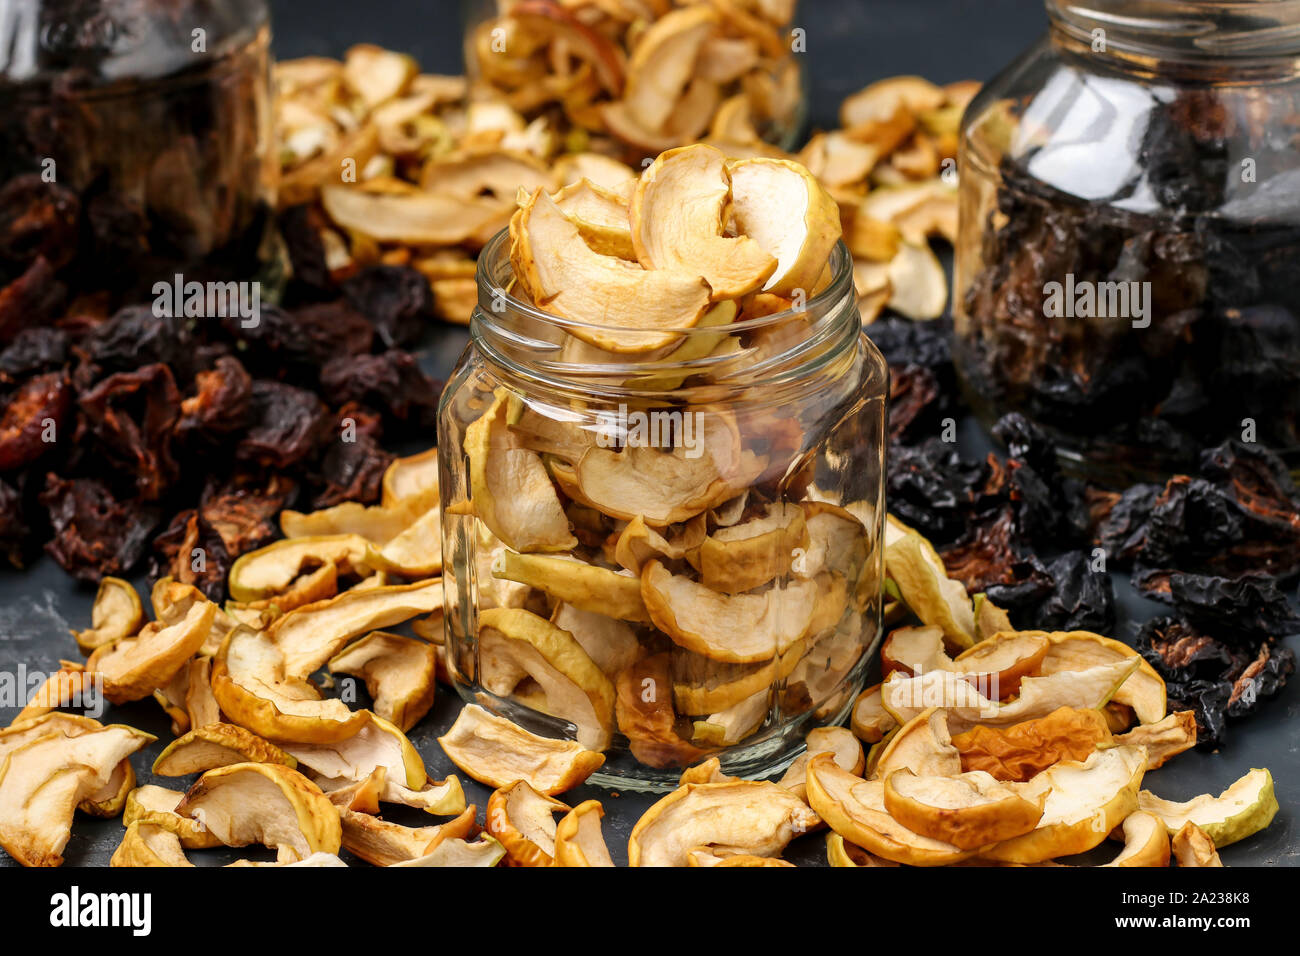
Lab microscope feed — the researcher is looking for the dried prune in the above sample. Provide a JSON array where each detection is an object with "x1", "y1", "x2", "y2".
[
  {"x1": 1032, "y1": 551, "x2": 1115, "y2": 632},
  {"x1": 318, "y1": 350, "x2": 441, "y2": 433},
  {"x1": 342, "y1": 265, "x2": 434, "y2": 348},
  {"x1": 1134, "y1": 570, "x2": 1300, "y2": 644},
  {"x1": 311, "y1": 404, "x2": 393, "y2": 508},
  {"x1": 77, "y1": 363, "x2": 181, "y2": 501},
  {"x1": 886, "y1": 438, "x2": 989, "y2": 546},
  {"x1": 0, "y1": 328, "x2": 68, "y2": 382},
  {"x1": 224, "y1": 300, "x2": 373, "y2": 372},
  {"x1": 888, "y1": 364, "x2": 940, "y2": 443},
  {"x1": 0, "y1": 175, "x2": 80, "y2": 269},
  {"x1": 0, "y1": 372, "x2": 71, "y2": 471},
  {"x1": 0, "y1": 477, "x2": 28, "y2": 567},
  {"x1": 0, "y1": 257, "x2": 65, "y2": 344},
  {"x1": 40, "y1": 474, "x2": 157, "y2": 580},
  {"x1": 235, "y1": 381, "x2": 329, "y2": 469},
  {"x1": 200, "y1": 471, "x2": 297, "y2": 558},
  {"x1": 150, "y1": 508, "x2": 232, "y2": 602},
  {"x1": 278, "y1": 203, "x2": 333, "y2": 293},
  {"x1": 176, "y1": 355, "x2": 253, "y2": 440},
  {"x1": 1227, "y1": 643, "x2": 1295, "y2": 718},
  {"x1": 76, "y1": 305, "x2": 192, "y2": 378}
]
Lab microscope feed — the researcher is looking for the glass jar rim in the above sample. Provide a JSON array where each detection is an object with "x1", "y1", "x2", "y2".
[
  {"x1": 468, "y1": 228, "x2": 862, "y2": 396},
  {"x1": 1047, "y1": 0, "x2": 1300, "y2": 62}
]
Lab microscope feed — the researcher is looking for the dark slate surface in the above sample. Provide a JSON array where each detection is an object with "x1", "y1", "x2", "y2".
[{"x1": 0, "y1": 0, "x2": 1295, "y2": 868}]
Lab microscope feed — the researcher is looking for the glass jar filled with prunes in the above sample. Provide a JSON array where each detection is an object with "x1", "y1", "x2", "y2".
[
  {"x1": 955, "y1": 0, "x2": 1300, "y2": 483},
  {"x1": 0, "y1": 0, "x2": 275, "y2": 317}
]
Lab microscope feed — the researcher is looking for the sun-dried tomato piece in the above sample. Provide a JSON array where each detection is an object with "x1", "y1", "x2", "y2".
[
  {"x1": 0, "y1": 371, "x2": 71, "y2": 472},
  {"x1": 39, "y1": 474, "x2": 158, "y2": 580},
  {"x1": 235, "y1": 380, "x2": 330, "y2": 469},
  {"x1": 77, "y1": 363, "x2": 181, "y2": 501},
  {"x1": 0, "y1": 174, "x2": 80, "y2": 268}
]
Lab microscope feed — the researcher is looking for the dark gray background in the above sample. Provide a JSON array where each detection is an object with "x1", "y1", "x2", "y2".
[{"x1": 0, "y1": 0, "x2": 1294, "y2": 868}]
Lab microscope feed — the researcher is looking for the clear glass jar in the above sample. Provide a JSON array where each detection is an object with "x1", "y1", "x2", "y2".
[
  {"x1": 462, "y1": 0, "x2": 805, "y2": 162},
  {"x1": 438, "y1": 231, "x2": 885, "y2": 790},
  {"x1": 954, "y1": 0, "x2": 1300, "y2": 483},
  {"x1": 0, "y1": 0, "x2": 276, "y2": 310}
]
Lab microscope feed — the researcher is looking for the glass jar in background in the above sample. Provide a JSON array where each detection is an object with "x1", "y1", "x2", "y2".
[
  {"x1": 0, "y1": 0, "x2": 276, "y2": 313},
  {"x1": 462, "y1": 0, "x2": 805, "y2": 163},
  {"x1": 954, "y1": 0, "x2": 1300, "y2": 484},
  {"x1": 439, "y1": 232, "x2": 885, "y2": 789}
]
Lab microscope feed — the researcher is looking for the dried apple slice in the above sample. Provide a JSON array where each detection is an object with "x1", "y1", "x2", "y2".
[
  {"x1": 805, "y1": 753, "x2": 972, "y2": 866},
  {"x1": 86, "y1": 588, "x2": 215, "y2": 704},
  {"x1": 513, "y1": 189, "x2": 711, "y2": 353},
  {"x1": 691, "y1": 502, "x2": 807, "y2": 593},
  {"x1": 1137, "y1": 768, "x2": 1277, "y2": 848},
  {"x1": 616, "y1": 654, "x2": 708, "y2": 769},
  {"x1": 268, "y1": 578, "x2": 443, "y2": 681},
  {"x1": 884, "y1": 241, "x2": 948, "y2": 320},
  {"x1": 486, "y1": 780, "x2": 570, "y2": 867},
  {"x1": 0, "y1": 714, "x2": 140, "y2": 817},
  {"x1": 1171, "y1": 821, "x2": 1223, "y2": 867},
  {"x1": 327, "y1": 632, "x2": 437, "y2": 732},
  {"x1": 631, "y1": 145, "x2": 776, "y2": 300},
  {"x1": 493, "y1": 551, "x2": 649, "y2": 623},
  {"x1": 175, "y1": 762, "x2": 342, "y2": 863},
  {"x1": 212, "y1": 625, "x2": 369, "y2": 744},
  {"x1": 884, "y1": 768, "x2": 1044, "y2": 849},
  {"x1": 437, "y1": 704, "x2": 603, "y2": 795},
  {"x1": 554, "y1": 153, "x2": 637, "y2": 192},
  {"x1": 342, "y1": 43, "x2": 416, "y2": 107},
  {"x1": 422, "y1": 150, "x2": 555, "y2": 201},
  {"x1": 72, "y1": 576, "x2": 142, "y2": 655},
  {"x1": 871, "y1": 708, "x2": 963, "y2": 780},
  {"x1": 552, "y1": 603, "x2": 641, "y2": 678},
  {"x1": 388, "y1": 835, "x2": 505, "y2": 868},
  {"x1": 553, "y1": 178, "x2": 635, "y2": 259},
  {"x1": 153, "y1": 723, "x2": 297, "y2": 776},
  {"x1": 689, "y1": 849, "x2": 794, "y2": 867},
  {"x1": 124, "y1": 784, "x2": 221, "y2": 849},
  {"x1": 1036, "y1": 631, "x2": 1167, "y2": 725},
  {"x1": 381, "y1": 447, "x2": 439, "y2": 507},
  {"x1": 1111, "y1": 711, "x2": 1197, "y2": 770},
  {"x1": 884, "y1": 530, "x2": 974, "y2": 650},
  {"x1": 826, "y1": 831, "x2": 900, "y2": 868},
  {"x1": 184, "y1": 657, "x2": 220, "y2": 730},
  {"x1": 554, "y1": 800, "x2": 616, "y2": 867},
  {"x1": 951, "y1": 707, "x2": 1113, "y2": 782},
  {"x1": 322, "y1": 185, "x2": 505, "y2": 245},
  {"x1": 478, "y1": 607, "x2": 616, "y2": 751},
  {"x1": 110, "y1": 822, "x2": 193, "y2": 868},
  {"x1": 339, "y1": 805, "x2": 476, "y2": 866},
  {"x1": 1101, "y1": 811, "x2": 1171, "y2": 867},
  {"x1": 628, "y1": 780, "x2": 819, "y2": 867},
  {"x1": 728, "y1": 157, "x2": 842, "y2": 296},
  {"x1": 850, "y1": 683, "x2": 898, "y2": 744},
  {"x1": 951, "y1": 632, "x2": 1050, "y2": 698},
  {"x1": 641, "y1": 560, "x2": 816, "y2": 663},
  {"x1": 620, "y1": 4, "x2": 717, "y2": 132},
  {"x1": 982, "y1": 746, "x2": 1147, "y2": 864},
  {"x1": 0, "y1": 722, "x2": 153, "y2": 867},
  {"x1": 672, "y1": 651, "x2": 785, "y2": 714},
  {"x1": 679, "y1": 757, "x2": 737, "y2": 786},
  {"x1": 692, "y1": 687, "x2": 769, "y2": 747},
  {"x1": 228, "y1": 535, "x2": 372, "y2": 604},
  {"x1": 466, "y1": 388, "x2": 577, "y2": 553},
  {"x1": 841, "y1": 75, "x2": 946, "y2": 127},
  {"x1": 778, "y1": 726, "x2": 866, "y2": 800}
]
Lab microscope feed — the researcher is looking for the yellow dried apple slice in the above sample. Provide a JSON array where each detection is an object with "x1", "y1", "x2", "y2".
[
  {"x1": 850, "y1": 683, "x2": 898, "y2": 744},
  {"x1": 511, "y1": 189, "x2": 711, "y2": 353},
  {"x1": 805, "y1": 753, "x2": 971, "y2": 866},
  {"x1": 321, "y1": 185, "x2": 505, "y2": 245},
  {"x1": 778, "y1": 726, "x2": 866, "y2": 800},
  {"x1": 553, "y1": 152, "x2": 637, "y2": 192},
  {"x1": 552, "y1": 603, "x2": 641, "y2": 678},
  {"x1": 381, "y1": 447, "x2": 439, "y2": 507},
  {"x1": 0, "y1": 723, "x2": 154, "y2": 867},
  {"x1": 228, "y1": 535, "x2": 372, "y2": 604},
  {"x1": 422, "y1": 149, "x2": 555, "y2": 201},
  {"x1": 641, "y1": 560, "x2": 815, "y2": 663},
  {"x1": 1137, "y1": 768, "x2": 1277, "y2": 848},
  {"x1": 327, "y1": 631, "x2": 437, "y2": 732},
  {"x1": 616, "y1": 654, "x2": 708, "y2": 769},
  {"x1": 437, "y1": 704, "x2": 604, "y2": 795},
  {"x1": 554, "y1": 800, "x2": 615, "y2": 867},
  {"x1": 628, "y1": 780, "x2": 820, "y2": 867},
  {"x1": 951, "y1": 706, "x2": 1113, "y2": 782},
  {"x1": 885, "y1": 241, "x2": 948, "y2": 320},
  {"x1": 671, "y1": 650, "x2": 785, "y2": 714},
  {"x1": 631, "y1": 145, "x2": 776, "y2": 300},
  {"x1": 388, "y1": 835, "x2": 505, "y2": 868},
  {"x1": 342, "y1": 43, "x2": 416, "y2": 107},
  {"x1": 153, "y1": 723, "x2": 297, "y2": 776},
  {"x1": 679, "y1": 756, "x2": 737, "y2": 786},
  {"x1": 110, "y1": 822, "x2": 193, "y2": 868},
  {"x1": 478, "y1": 607, "x2": 616, "y2": 751},
  {"x1": 268, "y1": 578, "x2": 444, "y2": 681},
  {"x1": 982, "y1": 746, "x2": 1147, "y2": 864},
  {"x1": 951, "y1": 632, "x2": 1050, "y2": 698},
  {"x1": 369, "y1": 506, "x2": 443, "y2": 578},
  {"x1": 691, "y1": 687, "x2": 769, "y2": 747},
  {"x1": 1036, "y1": 631, "x2": 1167, "y2": 725},
  {"x1": 884, "y1": 530, "x2": 974, "y2": 650},
  {"x1": 884, "y1": 768, "x2": 1044, "y2": 849},
  {"x1": 553, "y1": 178, "x2": 635, "y2": 259},
  {"x1": 493, "y1": 551, "x2": 649, "y2": 622},
  {"x1": 486, "y1": 780, "x2": 570, "y2": 867},
  {"x1": 212, "y1": 625, "x2": 369, "y2": 744},
  {"x1": 871, "y1": 708, "x2": 963, "y2": 780},
  {"x1": 728, "y1": 157, "x2": 842, "y2": 296},
  {"x1": 1101, "y1": 811, "x2": 1170, "y2": 867},
  {"x1": 688, "y1": 849, "x2": 794, "y2": 867},
  {"x1": 123, "y1": 784, "x2": 221, "y2": 849},
  {"x1": 1111, "y1": 711, "x2": 1197, "y2": 770},
  {"x1": 184, "y1": 657, "x2": 220, "y2": 730},
  {"x1": 72, "y1": 576, "x2": 142, "y2": 655},
  {"x1": 175, "y1": 762, "x2": 342, "y2": 863},
  {"x1": 841, "y1": 75, "x2": 946, "y2": 127},
  {"x1": 339, "y1": 805, "x2": 476, "y2": 866},
  {"x1": 620, "y1": 4, "x2": 718, "y2": 132},
  {"x1": 826, "y1": 831, "x2": 900, "y2": 867},
  {"x1": 465, "y1": 388, "x2": 577, "y2": 553},
  {"x1": 0, "y1": 714, "x2": 140, "y2": 817},
  {"x1": 691, "y1": 501, "x2": 808, "y2": 593},
  {"x1": 1171, "y1": 821, "x2": 1223, "y2": 867},
  {"x1": 86, "y1": 588, "x2": 215, "y2": 704}
]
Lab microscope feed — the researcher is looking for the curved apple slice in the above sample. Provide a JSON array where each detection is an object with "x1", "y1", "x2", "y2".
[
  {"x1": 388, "y1": 835, "x2": 506, "y2": 868},
  {"x1": 124, "y1": 784, "x2": 221, "y2": 849},
  {"x1": 1036, "y1": 631, "x2": 1167, "y2": 725},
  {"x1": 486, "y1": 780, "x2": 570, "y2": 867},
  {"x1": 494, "y1": 551, "x2": 649, "y2": 623},
  {"x1": 327, "y1": 631, "x2": 437, "y2": 732},
  {"x1": 621, "y1": 4, "x2": 717, "y2": 132},
  {"x1": 952, "y1": 632, "x2": 1050, "y2": 698},
  {"x1": 871, "y1": 707, "x2": 963, "y2": 780},
  {"x1": 778, "y1": 726, "x2": 866, "y2": 800},
  {"x1": 339, "y1": 805, "x2": 476, "y2": 866},
  {"x1": 1101, "y1": 811, "x2": 1170, "y2": 867},
  {"x1": 1171, "y1": 822, "x2": 1223, "y2": 867},
  {"x1": 1137, "y1": 768, "x2": 1278, "y2": 848},
  {"x1": 86, "y1": 588, "x2": 215, "y2": 704},
  {"x1": 950, "y1": 707, "x2": 1113, "y2": 782},
  {"x1": 1112, "y1": 711, "x2": 1197, "y2": 770},
  {"x1": 850, "y1": 683, "x2": 898, "y2": 744},
  {"x1": 551, "y1": 799, "x2": 615, "y2": 868},
  {"x1": 110, "y1": 822, "x2": 193, "y2": 868},
  {"x1": 690, "y1": 501, "x2": 808, "y2": 594},
  {"x1": 153, "y1": 723, "x2": 297, "y2": 777},
  {"x1": 883, "y1": 768, "x2": 1044, "y2": 849},
  {"x1": 436, "y1": 704, "x2": 603, "y2": 795},
  {"x1": 553, "y1": 178, "x2": 635, "y2": 259},
  {"x1": 826, "y1": 831, "x2": 900, "y2": 867},
  {"x1": 73, "y1": 576, "x2": 143, "y2": 656},
  {"x1": 616, "y1": 654, "x2": 708, "y2": 770}
]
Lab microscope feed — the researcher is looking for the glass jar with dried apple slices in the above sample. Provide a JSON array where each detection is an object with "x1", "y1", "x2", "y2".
[{"x1": 438, "y1": 169, "x2": 886, "y2": 789}]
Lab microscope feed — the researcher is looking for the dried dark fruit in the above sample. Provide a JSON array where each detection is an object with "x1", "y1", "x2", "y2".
[
  {"x1": 0, "y1": 175, "x2": 80, "y2": 269},
  {"x1": 199, "y1": 472, "x2": 297, "y2": 557},
  {"x1": 1134, "y1": 570, "x2": 1300, "y2": 644},
  {"x1": 1031, "y1": 551, "x2": 1114, "y2": 632},
  {"x1": 311, "y1": 404, "x2": 393, "y2": 508},
  {"x1": 318, "y1": 350, "x2": 442, "y2": 433},
  {"x1": 0, "y1": 372, "x2": 71, "y2": 471},
  {"x1": 77, "y1": 363, "x2": 181, "y2": 501},
  {"x1": 150, "y1": 508, "x2": 232, "y2": 602},
  {"x1": 0, "y1": 256, "x2": 65, "y2": 344},
  {"x1": 342, "y1": 265, "x2": 434, "y2": 348},
  {"x1": 0, "y1": 477, "x2": 28, "y2": 567},
  {"x1": 76, "y1": 305, "x2": 192, "y2": 378},
  {"x1": 235, "y1": 381, "x2": 330, "y2": 469},
  {"x1": 888, "y1": 364, "x2": 940, "y2": 443},
  {"x1": 177, "y1": 355, "x2": 253, "y2": 440},
  {"x1": 278, "y1": 203, "x2": 334, "y2": 292},
  {"x1": 40, "y1": 474, "x2": 158, "y2": 580},
  {"x1": 225, "y1": 301, "x2": 374, "y2": 372},
  {"x1": 0, "y1": 327, "x2": 68, "y2": 382},
  {"x1": 887, "y1": 438, "x2": 989, "y2": 547}
]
